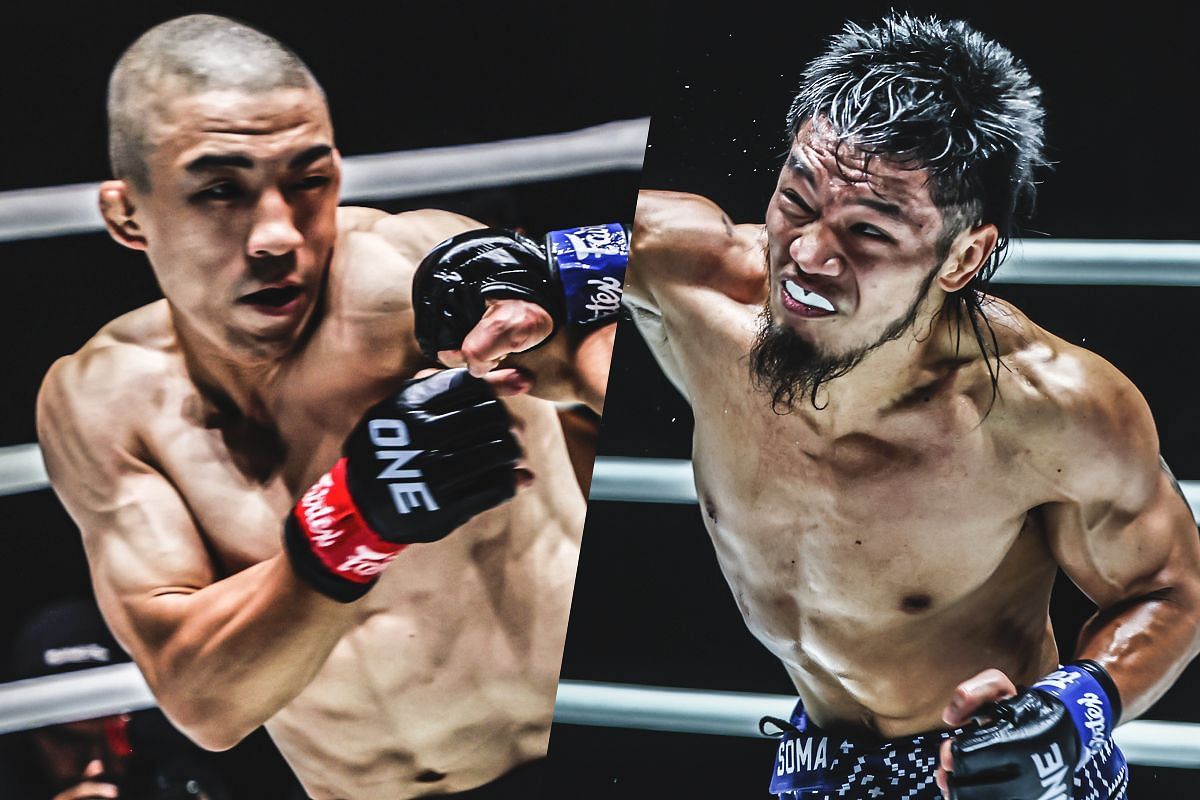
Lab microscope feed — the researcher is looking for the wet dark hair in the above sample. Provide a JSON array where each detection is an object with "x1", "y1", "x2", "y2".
[{"x1": 773, "y1": 13, "x2": 1046, "y2": 407}]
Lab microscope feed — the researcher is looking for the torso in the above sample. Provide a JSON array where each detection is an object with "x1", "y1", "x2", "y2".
[
  {"x1": 631, "y1": 195, "x2": 1070, "y2": 737},
  {"x1": 53, "y1": 209, "x2": 582, "y2": 798}
]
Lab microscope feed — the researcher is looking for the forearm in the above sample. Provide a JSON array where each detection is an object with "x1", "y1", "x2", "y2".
[
  {"x1": 130, "y1": 553, "x2": 357, "y2": 749},
  {"x1": 1074, "y1": 582, "x2": 1200, "y2": 721}
]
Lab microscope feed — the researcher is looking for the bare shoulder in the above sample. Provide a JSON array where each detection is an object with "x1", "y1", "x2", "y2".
[
  {"x1": 631, "y1": 190, "x2": 766, "y2": 308},
  {"x1": 331, "y1": 207, "x2": 482, "y2": 311},
  {"x1": 339, "y1": 205, "x2": 479, "y2": 261},
  {"x1": 37, "y1": 303, "x2": 180, "y2": 485},
  {"x1": 989, "y1": 297, "x2": 1157, "y2": 502}
]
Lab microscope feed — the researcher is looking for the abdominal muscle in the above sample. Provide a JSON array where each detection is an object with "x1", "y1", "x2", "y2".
[
  {"x1": 697, "y1": 455, "x2": 1062, "y2": 738},
  {"x1": 265, "y1": 399, "x2": 581, "y2": 799}
]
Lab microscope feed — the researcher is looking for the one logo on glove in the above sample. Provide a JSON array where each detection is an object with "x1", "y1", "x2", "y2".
[
  {"x1": 1029, "y1": 743, "x2": 1069, "y2": 800},
  {"x1": 1077, "y1": 692, "x2": 1108, "y2": 751},
  {"x1": 368, "y1": 419, "x2": 440, "y2": 514}
]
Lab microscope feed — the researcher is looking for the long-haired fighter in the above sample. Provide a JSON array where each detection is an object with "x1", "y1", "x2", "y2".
[
  {"x1": 37, "y1": 15, "x2": 612, "y2": 800},
  {"x1": 430, "y1": 15, "x2": 1200, "y2": 800}
]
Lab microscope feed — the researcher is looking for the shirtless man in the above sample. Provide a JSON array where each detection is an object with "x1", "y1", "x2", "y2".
[
  {"x1": 440, "y1": 15, "x2": 1200, "y2": 800},
  {"x1": 35, "y1": 15, "x2": 614, "y2": 800}
]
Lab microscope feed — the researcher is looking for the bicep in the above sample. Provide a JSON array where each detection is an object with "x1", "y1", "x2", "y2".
[{"x1": 1046, "y1": 458, "x2": 1200, "y2": 609}]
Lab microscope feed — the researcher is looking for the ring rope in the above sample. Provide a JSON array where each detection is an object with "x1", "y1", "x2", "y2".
[
  {"x1": 0, "y1": 119, "x2": 651, "y2": 243},
  {"x1": 0, "y1": 665, "x2": 1194, "y2": 768},
  {"x1": 6, "y1": 451, "x2": 1200, "y2": 525}
]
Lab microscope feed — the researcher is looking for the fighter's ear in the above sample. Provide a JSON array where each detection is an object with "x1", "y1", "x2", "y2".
[
  {"x1": 937, "y1": 223, "x2": 998, "y2": 293},
  {"x1": 98, "y1": 180, "x2": 148, "y2": 251}
]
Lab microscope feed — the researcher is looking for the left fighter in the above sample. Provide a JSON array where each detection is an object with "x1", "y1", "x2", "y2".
[{"x1": 35, "y1": 15, "x2": 611, "y2": 800}]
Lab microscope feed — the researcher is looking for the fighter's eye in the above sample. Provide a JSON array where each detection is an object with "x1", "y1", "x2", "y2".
[
  {"x1": 292, "y1": 175, "x2": 332, "y2": 191},
  {"x1": 781, "y1": 189, "x2": 814, "y2": 214},
  {"x1": 194, "y1": 182, "x2": 243, "y2": 202},
  {"x1": 853, "y1": 223, "x2": 892, "y2": 242}
]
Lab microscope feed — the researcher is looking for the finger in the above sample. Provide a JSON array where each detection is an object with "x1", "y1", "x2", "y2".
[
  {"x1": 55, "y1": 782, "x2": 120, "y2": 800},
  {"x1": 414, "y1": 367, "x2": 444, "y2": 380},
  {"x1": 480, "y1": 367, "x2": 533, "y2": 397},
  {"x1": 940, "y1": 738, "x2": 954, "y2": 773},
  {"x1": 460, "y1": 300, "x2": 553, "y2": 374},
  {"x1": 436, "y1": 349, "x2": 468, "y2": 368},
  {"x1": 514, "y1": 466, "x2": 535, "y2": 489},
  {"x1": 943, "y1": 669, "x2": 1018, "y2": 726},
  {"x1": 935, "y1": 763, "x2": 950, "y2": 799}
]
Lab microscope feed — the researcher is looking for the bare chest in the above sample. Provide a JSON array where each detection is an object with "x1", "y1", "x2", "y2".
[{"x1": 690, "y1": 380, "x2": 1030, "y2": 649}]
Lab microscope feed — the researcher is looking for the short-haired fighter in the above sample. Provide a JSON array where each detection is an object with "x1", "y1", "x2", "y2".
[
  {"x1": 36, "y1": 15, "x2": 615, "y2": 800},
  {"x1": 429, "y1": 15, "x2": 1200, "y2": 800}
]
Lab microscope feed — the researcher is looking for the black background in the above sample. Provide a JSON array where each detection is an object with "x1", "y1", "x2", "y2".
[
  {"x1": 552, "y1": 2, "x2": 1200, "y2": 798},
  {"x1": 0, "y1": 2, "x2": 650, "y2": 797}
]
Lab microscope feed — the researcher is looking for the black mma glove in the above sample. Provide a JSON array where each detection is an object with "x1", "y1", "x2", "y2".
[
  {"x1": 284, "y1": 369, "x2": 520, "y2": 602},
  {"x1": 412, "y1": 225, "x2": 629, "y2": 363},
  {"x1": 949, "y1": 661, "x2": 1121, "y2": 800}
]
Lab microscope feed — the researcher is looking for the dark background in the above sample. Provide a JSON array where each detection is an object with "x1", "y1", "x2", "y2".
[
  {"x1": 551, "y1": 1, "x2": 1200, "y2": 798},
  {"x1": 0, "y1": 2, "x2": 650, "y2": 797}
]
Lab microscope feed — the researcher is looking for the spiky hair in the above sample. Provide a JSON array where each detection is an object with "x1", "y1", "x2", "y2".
[{"x1": 787, "y1": 14, "x2": 1045, "y2": 279}]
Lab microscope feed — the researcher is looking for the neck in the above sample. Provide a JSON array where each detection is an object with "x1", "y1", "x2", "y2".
[
  {"x1": 171, "y1": 307, "x2": 283, "y2": 424},
  {"x1": 818, "y1": 294, "x2": 991, "y2": 414}
]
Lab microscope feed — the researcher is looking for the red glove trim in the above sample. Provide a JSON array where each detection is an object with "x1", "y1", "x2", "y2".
[{"x1": 292, "y1": 458, "x2": 408, "y2": 584}]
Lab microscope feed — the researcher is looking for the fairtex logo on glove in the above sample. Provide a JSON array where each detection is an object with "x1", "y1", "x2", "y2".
[
  {"x1": 299, "y1": 473, "x2": 344, "y2": 548},
  {"x1": 549, "y1": 223, "x2": 628, "y2": 327},
  {"x1": 1077, "y1": 692, "x2": 1109, "y2": 751},
  {"x1": 1031, "y1": 663, "x2": 1115, "y2": 770},
  {"x1": 560, "y1": 226, "x2": 628, "y2": 260},
  {"x1": 337, "y1": 544, "x2": 402, "y2": 578},
  {"x1": 584, "y1": 275, "x2": 623, "y2": 320},
  {"x1": 368, "y1": 419, "x2": 439, "y2": 513},
  {"x1": 1034, "y1": 668, "x2": 1084, "y2": 693}
]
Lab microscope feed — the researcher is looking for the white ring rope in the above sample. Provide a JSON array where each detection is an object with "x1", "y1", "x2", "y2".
[
  {"x1": 0, "y1": 119, "x2": 651, "y2": 243},
  {"x1": 552, "y1": 681, "x2": 1200, "y2": 770},
  {"x1": 0, "y1": 666, "x2": 1194, "y2": 768},
  {"x1": 6, "y1": 451, "x2": 1200, "y2": 525}
]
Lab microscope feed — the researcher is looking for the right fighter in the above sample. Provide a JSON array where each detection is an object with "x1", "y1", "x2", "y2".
[
  {"x1": 431, "y1": 14, "x2": 1200, "y2": 800},
  {"x1": 37, "y1": 15, "x2": 618, "y2": 800}
]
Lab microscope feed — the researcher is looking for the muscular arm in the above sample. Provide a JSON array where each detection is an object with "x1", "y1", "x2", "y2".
[
  {"x1": 1038, "y1": 361, "x2": 1200, "y2": 721},
  {"x1": 38, "y1": 351, "x2": 356, "y2": 751},
  {"x1": 626, "y1": 190, "x2": 768, "y2": 401}
]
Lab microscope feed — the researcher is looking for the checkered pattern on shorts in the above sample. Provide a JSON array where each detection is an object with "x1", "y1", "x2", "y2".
[{"x1": 765, "y1": 700, "x2": 1128, "y2": 800}]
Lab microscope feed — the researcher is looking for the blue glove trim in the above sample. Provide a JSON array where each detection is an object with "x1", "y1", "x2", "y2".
[
  {"x1": 546, "y1": 223, "x2": 628, "y2": 326},
  {"x1": 1031, "y1": 662, "x2": 1116, "y2": 769}
]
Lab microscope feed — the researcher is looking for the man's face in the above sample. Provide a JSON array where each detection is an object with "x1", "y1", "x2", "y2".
[
  {"x1": 763, "y1": 121, "x2": 949, "y2": 360},
  {"x1": 122, "y1": 85, "x2": 340, "y2": 360}
]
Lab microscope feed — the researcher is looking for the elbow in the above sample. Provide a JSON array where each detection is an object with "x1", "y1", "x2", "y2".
[
  {"x1": 156, "y1": 694, "x2": 256, "y2": 752},
  {"x1": 145, "y1": 669, "x2": 258, "y2": 752}
]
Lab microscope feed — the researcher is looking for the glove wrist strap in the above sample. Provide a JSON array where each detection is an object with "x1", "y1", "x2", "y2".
[
  {"x1": 546, "y1": 223, "x2": 628, "y2": 327},
  {"x1": 1031, "y1": 661, "x2": 1118, "y2": 769},
  {"x1": 284, "y1": 458, "x2": 408, "y2": 602}
]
